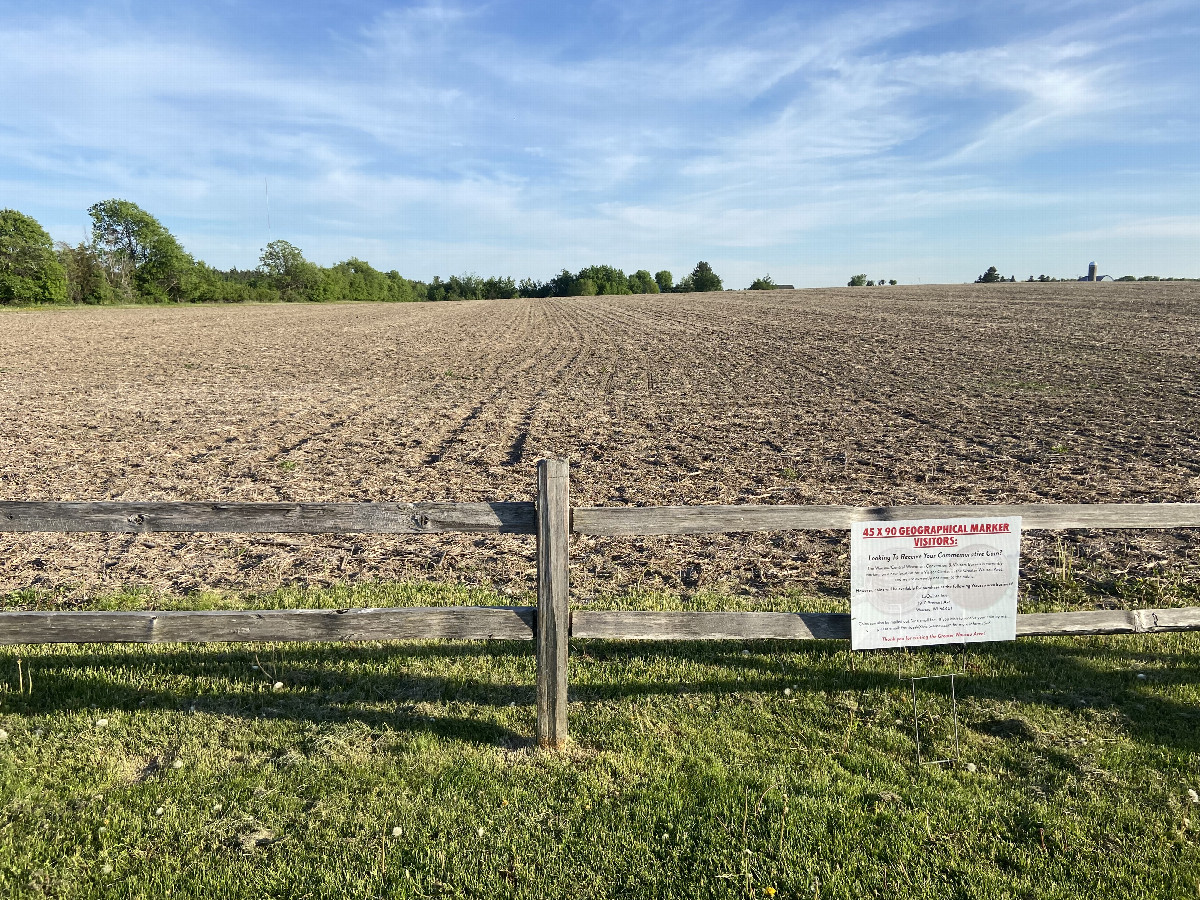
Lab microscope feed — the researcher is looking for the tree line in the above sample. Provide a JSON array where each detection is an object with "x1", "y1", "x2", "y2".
[{"x1": 0, "y1": 203, "x2": 734, "y2": 306}]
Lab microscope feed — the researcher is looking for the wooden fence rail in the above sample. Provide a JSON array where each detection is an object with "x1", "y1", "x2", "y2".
[{"x1": 2, "y1": 459, "x2": 1198, "y2": 748}]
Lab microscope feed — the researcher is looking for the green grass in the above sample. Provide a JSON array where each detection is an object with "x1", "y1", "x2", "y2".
[{"x1": 1, "y1": 581, "x2": 1198, "y2": 898}]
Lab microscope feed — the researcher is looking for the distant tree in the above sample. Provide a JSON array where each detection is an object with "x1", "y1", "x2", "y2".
[
  {"x1": 866, "y1": 280, "x2": 875, "y2": 286},
  {"x1": 0, "y1": 209, "x2": 68, "y2": 304},
  {"x1": 1116, "y1": 275, "x2": 1136, "y2": 281},
  {"x1": 57, "y1": 241, "x2": 117, "y2": 304},
  {"x1": 518, "y1": 276, "x2": 550, "y2": 298},
  {"x1": 654, "y1": 270, "x2": 673, "y2": 293},
  {"x1": 687, "y1": 261, "x2": 722, "y2": 292},
  {"x1": 575, "y1": 264, "x2": 629, "y2": 295},
  {"x1": 88, "y1": 199, "x2": 195, "y2": 302},
  {"x1": 546, "y1": 269, "x2": 578, "y2": 297},
  {"x1": 628, "y1": 269, "x2": 659, "y2": 293},
  {"x1": 322, "y1": 257, "x2": 419, "y2": 302},
  {"x1": 847, "y1": 274, "x2": 867, "y2": 286},
  {"x1": 258, "y1": 239, "x2": 323, "y2": 302},
  {"x1": 481, "y1": 275, "x2": 518, "y2": 299},
  {"x1": 975, "y1": 266, "x2": 1003, "y2": 283},
  {"x1": 748, "y1": 274, "x2": 777, "y2": 290},
  {"x1": 888, "y1": 279, "x2": 897, "y2": 285}
]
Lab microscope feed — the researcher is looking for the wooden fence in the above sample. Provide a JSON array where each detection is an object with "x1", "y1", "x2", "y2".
[{"x1": 3, "y1": 458, "x2": 1200, "y2": 749}]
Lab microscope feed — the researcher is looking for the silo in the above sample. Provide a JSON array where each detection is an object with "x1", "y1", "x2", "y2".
[{"x1": 1088, "y1": 262, "x2": 1097, "y2": 282}]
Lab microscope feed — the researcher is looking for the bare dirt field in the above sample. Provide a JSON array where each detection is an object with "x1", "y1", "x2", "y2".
[{"x1": 2, "y1": 282, "x2": 1198, "y2": 606}]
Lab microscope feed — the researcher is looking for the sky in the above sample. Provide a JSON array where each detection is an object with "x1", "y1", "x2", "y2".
[{"x1": 2, "y1": 0, "x2": 1198, "y2": 287}]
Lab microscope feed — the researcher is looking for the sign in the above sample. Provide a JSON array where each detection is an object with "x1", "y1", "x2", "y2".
[{"x1": 850, "y1": 516, "x2": 1021, "y2": 650}]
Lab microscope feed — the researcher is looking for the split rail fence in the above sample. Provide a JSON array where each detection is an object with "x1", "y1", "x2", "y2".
[{"x1": 3, "y1": 458, "x2": 1199, "y2": 748}]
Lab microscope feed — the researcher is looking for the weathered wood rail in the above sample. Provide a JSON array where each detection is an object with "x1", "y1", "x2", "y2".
[
  {"x1": 571, "y1": 502, "x2": 1200, "y2": 534},
  {"x1": 0, "y1": 501, "x2": 537, "y2": 534},
  {"x1": 2, "y1": 459, "x2": 1198, "y2": 748}
]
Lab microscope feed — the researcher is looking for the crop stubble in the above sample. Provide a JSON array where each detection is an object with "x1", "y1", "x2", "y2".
[{"x1": 1, "y1": 282, "x2": 1198, "y2": 607}]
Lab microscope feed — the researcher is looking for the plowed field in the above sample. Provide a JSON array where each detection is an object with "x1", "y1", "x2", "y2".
[{"x1": 2, "y1": 282, "x2": 1198, "y2": 605}]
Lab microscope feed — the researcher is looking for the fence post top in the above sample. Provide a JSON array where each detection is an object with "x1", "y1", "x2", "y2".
[{"x1": 537, "y1": 457, "x2": 570, "y2": 477}]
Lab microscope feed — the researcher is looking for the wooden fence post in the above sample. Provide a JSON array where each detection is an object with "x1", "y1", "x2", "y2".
[{"x1": 535, "y1": 457, "x2": 570, "y2": 749}]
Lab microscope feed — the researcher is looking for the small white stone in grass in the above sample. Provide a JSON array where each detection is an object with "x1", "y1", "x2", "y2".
[
  {"x1": 272, "y1": 682, "x2": 284, "y2": 691},
  {"x1": 783, "y1": 688, "x2": 792, "y2": 697},
  {"x1": 251, "y1": 665, "x2": 259, "y2": 670},
  {"x1": 95, "y1": 719, "x2": 108, "y2": 728},
  {"x1": 0, "y1": 729, "x2": 8, "y2": 742},
  {"x1": 98, "y1": 826, "x2": 107, "y2": 834},
  {"x1": 154, "y1": 806, "x2": 165, "y2": 816},
  {"x1": 966, "y1": 763, "x2": 977, "y2": 773},
  {"x1": 477, "y1": 827, "x2": 485, "y2": 838},
  {"x1": 392, "y1": 826, "x2": 403, "y2": 837},
  {"x1": 171, "y1": 759, "x2": 184, "y2": 769},
  {"x1": 741, "y1": 650, "x2": 750, "y2": 657},
  {"x1": 212, "y1": 803, "x2": 223, "y2": 813},
  {"x1": 1137, "y1": 673, "x2": 1147, "y2": 680},
  {"x1": 101, "y1": 864, "x2": 112, "y2": 875},
  {"x1": 1188, "y1": 789, "x2": 1199, "y2": 804}
]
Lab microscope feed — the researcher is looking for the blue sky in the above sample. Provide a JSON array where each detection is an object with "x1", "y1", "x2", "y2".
[{"x1": 2, "y1": 0, "x2": 1198, "y2": 287}]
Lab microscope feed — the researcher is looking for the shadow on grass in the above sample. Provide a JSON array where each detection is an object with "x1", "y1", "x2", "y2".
[
  {"x1": 1, "y1": 636, "x2": 1196, "y2": 753},
  {"x1": 0, "y1": 641, "x2": 537, "y2": 749}
]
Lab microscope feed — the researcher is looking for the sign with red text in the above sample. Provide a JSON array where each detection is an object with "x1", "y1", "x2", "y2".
[{"x1": 850, "y1": 517, "x2": 1021, "y2": 650}]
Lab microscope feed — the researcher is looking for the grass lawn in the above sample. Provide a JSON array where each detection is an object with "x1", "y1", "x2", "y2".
[{"x1": 1, "y1": 583, "x2": 1198, "y2": 899}]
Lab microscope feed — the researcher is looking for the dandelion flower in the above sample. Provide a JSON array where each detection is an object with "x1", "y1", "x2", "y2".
[
  {"x1": 171, "y1": 759, "x2": 184, "y2": 770},
  {"x1": 272, "y1": 682, "x2": 284, "y2": 691},
  {"x1": 212, "y1": 803, "x2": 223, "y2": 813},
  {"x1": 477, "y1": 827, "x2": 485, "y2": 837},
  {"x1": 154, "y1": 806, "x2": 164, "y2": 816},
  {"x1": 1188, "y1": 789, "x2": 1199, "y2": 804},
  {"x1": 783, "y1": 688, "x2": 792, "y2": 697},
  {"x1": 392, "y1": 826, "x2": 403, "y2": 837},
  {"x1": 101, "y1": 864, "x2": 112, "y2": 875},
  {"x1": 0, "y1": 729, "x2": 8, "y2": 742},
  {"x1": 764, "y1": 889, "x2": 777, "y2": 897}
]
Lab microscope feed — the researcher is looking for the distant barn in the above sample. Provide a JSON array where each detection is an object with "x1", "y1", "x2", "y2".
[{"x1": 1079, "y1": 262, "x2": 1113, "y2": 282}]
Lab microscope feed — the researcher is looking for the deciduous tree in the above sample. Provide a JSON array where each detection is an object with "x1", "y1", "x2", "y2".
[
  {"x1": 88, "y1": 199, "x2": 195, "y2": 302},
  {"x1": 0, "y1": 209, "x2": 68, "y2": 304}
]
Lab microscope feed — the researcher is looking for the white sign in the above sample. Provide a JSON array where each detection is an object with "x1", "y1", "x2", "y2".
[{"x1": 850, "y1": 517, "x2": 1021, "y2": 650}]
